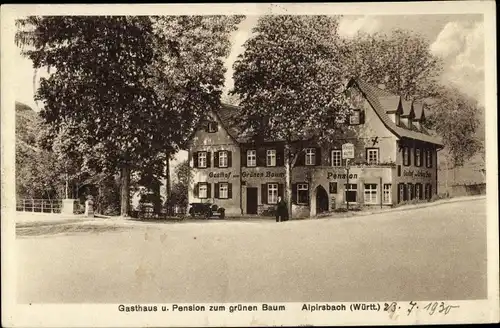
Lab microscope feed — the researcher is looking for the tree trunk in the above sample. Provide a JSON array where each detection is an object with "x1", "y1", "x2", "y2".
[
  {"x1": 284, "y1": 144, "x2": 293, "y2": 219},
  {"x1": 120, "y1": 166, "x2": 131, "y2": 217},
  {"x1": 166, "y1": 151, "x2": 171, "y2": 204}
]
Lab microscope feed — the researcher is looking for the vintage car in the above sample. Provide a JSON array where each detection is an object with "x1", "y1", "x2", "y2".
[{"x1": 188, "y1": 202, "x2": 225, "y2": 219}]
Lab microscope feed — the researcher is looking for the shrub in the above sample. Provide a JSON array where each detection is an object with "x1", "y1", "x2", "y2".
[{"x1": 334, "y1": 208, "x2": 348, "y2": 213}]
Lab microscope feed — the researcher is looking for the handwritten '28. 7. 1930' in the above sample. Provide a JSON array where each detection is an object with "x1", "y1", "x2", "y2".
[{"x1": 384, "y1": 301, "x2": 460, "y2": 317}]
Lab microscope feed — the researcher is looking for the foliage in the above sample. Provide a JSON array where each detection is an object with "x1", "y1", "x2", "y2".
[
  {"x1": 426, "y1": 86, "x2": 482, "y2": 167},
  {"x1": 174, "y1": 159, "x2": 192, "y2": 186},
  {"x1": 16, "y1": 15, "x2": 243, "y2": 216},
  {"x1": 343, "y1": 29, "x2": 443, "y2": 100}
]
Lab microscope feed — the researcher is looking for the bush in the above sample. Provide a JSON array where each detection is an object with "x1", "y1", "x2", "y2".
[
  {"x1": 261, "y1": 208, "x2": 276, "y2": 217},
  {"x1": 430, "y1": 192, "x2": 450, "y2": 202},
  {"x1": 334, "y1": 208, "x2": 348, "y2": 213}
]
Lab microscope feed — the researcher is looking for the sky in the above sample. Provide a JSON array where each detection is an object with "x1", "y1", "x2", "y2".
[{"x1": 13, "y1": 14, "x2": 485, "y2": 167}]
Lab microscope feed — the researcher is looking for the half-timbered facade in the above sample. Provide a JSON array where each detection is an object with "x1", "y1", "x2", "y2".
[{"x1": 187, "y1": 78, "x2": 443, "y2": 217}]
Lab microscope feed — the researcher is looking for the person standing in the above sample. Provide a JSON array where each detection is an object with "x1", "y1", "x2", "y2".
[{"x1": 275, "y1": 196, "x2": 288, "y2": 222}]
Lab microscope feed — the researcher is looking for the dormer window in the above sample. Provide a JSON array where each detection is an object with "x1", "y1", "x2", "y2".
[
  {"x1": 349, "y1": 110, "x2": 363, "y2": 125},
  {"x1": 395, "y1": 114, "x2": 401, "y2": 126},
  {"x1": 208, "y1": 122, "x2": 218, "y2": 133}
]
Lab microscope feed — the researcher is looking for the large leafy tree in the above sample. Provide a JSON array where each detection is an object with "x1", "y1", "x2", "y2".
[
  {"x1": 232, "y1": 15, "x2": 351, "y2": 218},
  {"x1": 343, "y1": 29, "x2": 443, "y2": 100},
  {"x1": 16, "y1": 15, "x2": 243, "y2": 216}
]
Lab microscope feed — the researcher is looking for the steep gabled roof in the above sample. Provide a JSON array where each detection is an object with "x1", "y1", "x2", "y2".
[
  {"x1": 214, "y1": 103, "x2": 244, "y2": 141},
  {"x1": 352, "y1": 79, "x2": 443, "y2": 146},
  {"x1": 412, "y1": 100, "x2": 425, "y2": 121},
  {"x1": 401, "y1": 99, "x2": 414, "y2": 118},
  {"x1": 378, "y1": 95, "x2": 401, "y2": 113}
]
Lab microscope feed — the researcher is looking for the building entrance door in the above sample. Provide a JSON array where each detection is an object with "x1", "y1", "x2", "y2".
[
  {"x1": 246, "y1": 187, "x2": 258, "y2": 214},
  {"x1": 316, "y1": 185, "x2": 329, "y2": 214}
]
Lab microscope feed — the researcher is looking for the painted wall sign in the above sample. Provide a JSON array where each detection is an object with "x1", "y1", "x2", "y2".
[
  {"x1": 208, "y1": 171, "x2": 232, "y2": 179},
  {"x1": 242, "y1": 171, "x2": 286, "y2": 179},
  {"x1": 403, "y1": 170, "x2": 431, "y2": 178},
  {"x1": 327, "y1": 172, "x2": 358, "y2": 180}
]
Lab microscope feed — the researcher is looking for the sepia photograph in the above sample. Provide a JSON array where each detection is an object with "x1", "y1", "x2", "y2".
[{"x1": 1, "y1": 2, "x2": 498, "y2": 327}]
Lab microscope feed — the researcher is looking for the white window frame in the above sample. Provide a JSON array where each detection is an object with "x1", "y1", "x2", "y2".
[
  {"x1": 247, "y1": 149, "x2": 256, "y2": 167},
  {"x1": 198, "y1": 151, "x2": 207, "y2": 168},
  {"x1": 305, "y1": 148, "x2": 316, "y2": 166},
  {"x1": 399, "y1": 184, "x2": 405, "y2": 202},
  {"x1": 268, "y1": 183, "x2": 278, "y2": 204},
  {"x1": 383, "y1": 184, "x2": 392, "y2": 204},
  {"x1": 344, "y1": 183, "x2": 358, "y2": 203},
  {"x1": 403, "y1": 147, "x2": 410, "y2": 166},
  {"x1": 415, "y1": 148, "x2": 421, "y2": 167},
  {"x1": 367, "y1": 148, "x2": 379, "y2": 164},
  {"x1": 349, "y1": 111, "x2": 361, "y2": 125},
  {"x1": 266, "y1": 149, "x2": 276, "y2": 167},
  {"x1": 331, "y1": 150, "x2": 342, "y2": 167},
  {"x1": 219, "y1": 182, "x2": 228, "y2": 199},
  {"x1": 297, "y1": 183, "x2": 309, "y2": 205},
  {"x1": 198, "y1": 183, "x2": 208, "y2": 199},
  {"x1": 415, "y1": 183, "x2": 421, "y2": 200},
  {"x1": 219, "y1": 150, "x2": 228, "y2": 168},
  {"x1": 426, "y1": 149, "x2": 432, "y2": 168},
  {"x1": 407, "y1": 184, "x2": 413, "y2": 200},
  {"x1": 364, "y1": 184, "x2": 378, "y2": 204}
]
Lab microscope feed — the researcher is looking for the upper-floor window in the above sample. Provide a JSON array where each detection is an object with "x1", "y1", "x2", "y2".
[
  {"x1": 266, "y1": 149, "x2": 276, "y2": 167},
  {"x1": 331, "y1": 150, "x2": 342, "y2": 167},
  {"x1": 198, "y1": 151, "x2": 207, "y2": 168},
  {"x1": 415, "y1": 148, "x2": 422, "y2": 167},
  {"x1": 208, "y1": 122, "x2": 218, "y2": 133},
  {"x1": 366, "y1": 148, "x2": 379, "y2": 164},
  {"x1": 305, "y1": 148, "x2": 316, "y2": 166},
  {"x1": 403, "y1": 147, "x2": 411, "y2": 166},
  {"x1": 349, "y1": 110, "x2": 361, "y2": 125},
  {"x1": 218, "y1": 151, "x2": 228, "y2": 168},
  {"x1": 297, "y1": 183, "x2": 309, "y2": 205},
  {"x1": 247, "y1": 149, "x2": 256, "y2": 167},
  {"x1": 395, "y1": 114, "x2": 401, "y2": 126},
  {"x1": 426, "y1": 149, "x2": 433, "y2": 168}
]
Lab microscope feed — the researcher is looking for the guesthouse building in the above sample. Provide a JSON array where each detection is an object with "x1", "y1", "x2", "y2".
[{"x1": 187, "y1": 78, "x2": 443, "y2": 217}]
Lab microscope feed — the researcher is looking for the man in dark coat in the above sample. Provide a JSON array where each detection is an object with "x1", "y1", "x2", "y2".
[{"x1": 275, "y1": 196, "x2": 288, "y2": 222}]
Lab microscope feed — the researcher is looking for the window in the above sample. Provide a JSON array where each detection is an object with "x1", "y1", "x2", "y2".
[
  {"x1": 219, "y1": 183, "x2": 228, "y2": 199},
  {"x1": 415, "y1": 148, "x2": 422, "y2": 167},
  {"x1": 305, "y1": 148, "x2": 316, "y2": 166},
  {"x1": 198, "y1": 152, "x2": 207, "y2": 168},
  {"x1": 403, "y1": 147, "x2": 411, "y2": 166},
  {"x1": 407, "y1": 183, "x2": 413, "y2": 200},
  {"x1": 349, "y1": 111, "x2": 361, "y2": 125},
  {"x1": 344, "y1": 184, "x2": 357, "y2": 203},
  {"x1": 415, "y1": 183, "x2": 422, "y2": 200},
  {"x1": 426, "y1": 149, "x2": 433, "y2": 168},
  {"x1": 208, "y1": 122, "x2": 217, "y2": 133},
  {"x1": 247, "y1": 150, "x2": 256, "y2": 167},
  {"x1": 219, "y1": 151, "x2": 228, "y2": 168},
  {"x1": 397, "y1": 165, "x2": 401, "y2": 177},
  {"x1": 399, "y1": 183, "x2": 405, "y2": 202},
  {"x1": 268, "y1": 183, "x2": 278, "y2": 204},
  {"x1": 425, "y1": 183, "x2": 432, "y2": 199},
  {"x1": 364, "y1": 184, "x2": 378, "y2": 204},
  {"x1": 383, "y1": 184, "x2": 392, "y2": 204},
  {"x1": 395, "y1": 114, "x2": 401, "y2": 126},
  {"x1": 198, "y1": 183, "x2": 208, "y2": 199},
  {"x1": 366, "y1": 148, "x2": 379, "y2": 164},
  {"x1": 266, "y1": 149, "x2": 276, "y2": 167},
  {"x1": 331, "y1": 150, "x2": 342, "y2": 167},
  {"x1": 297, "y1": 183, "x2": 309, "y2": 204}
]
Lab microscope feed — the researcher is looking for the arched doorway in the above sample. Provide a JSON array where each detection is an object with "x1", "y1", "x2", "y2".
[{"x1": 315, "y1": 185, "x2": 329, "y2": 214}]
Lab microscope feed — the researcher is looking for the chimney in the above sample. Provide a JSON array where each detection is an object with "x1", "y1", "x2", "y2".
[{"x1": 378, "y1": 84, "x2": 386, "y2": 90}]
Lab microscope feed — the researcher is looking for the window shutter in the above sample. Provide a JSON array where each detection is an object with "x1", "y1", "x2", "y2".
[
  {"x1": 193, "y1": 152, "x2": 198, "y2": 168},
  {"x1": 228, "y1": 183, "x2": 232, "y2": 199},
  {"x1": 397, "y1": 165, "x2": 401, "y2": 177},
  {"x1": 295, "y1": 150, "x2": 304, "y2": 166},
  {"x1": 207, "y1": 152, "x2": 212, "y2": 168},
  {"x1": 414, "y1": 148, "x2": 418, "y2": 167},
  {"x1": 278, "y1": 184, "x2": 284, "y2": 198},
  {"x1": 241, "y1": 149, "x2": 247, "y2": 167},
  {"x1": 258, "y1": 148, "x2": 267, "y2": 167},
  {"x1": 261, "y1": 184, "x2": 267, "y2": 204},
  {"x1": 329, "y1": 182, "x2": 337, "y2": 194},
  {"x1": 207, "y1": 183, "x2": 212, "y2": 198},
  {"x1": 276, "y1": 148, "x2": 284, "y2": 166},
  {"x1": 327, "y1": 149, "x2": 332, "y2": 166},
  {"x1": 397, "y1": 183, "x2": 401, "y2": 203},
  {"x1": 214, "y1": 122, "x2": 219, "y2": 132},
  {"x1": 214, "y1": 183, "x2": 219, "y2": 199},
  {"x1": 214, "y1": 151, "x2": 219, "y2": 168},
  {"x1": 194, "y1": 183, "x2": 199, "y2": 198},
  {"x1": 292, "y1": 183, "x2": 297, "y2": 204},
  {"x1": 408, "y1": 148, "x2": 412, "y2": 166},
  {"x1": 315, "y1": 148, "x2": 322, "y2": 166},
  {"x1": 429, "y1": 150, "x2": 433, "y2": 167},
  {"x1": 228, "y1": 151, "x2": 232, "y2": 167},
  {"x1": 360, "y1": 110, "x2": 366, "y2": 124}
]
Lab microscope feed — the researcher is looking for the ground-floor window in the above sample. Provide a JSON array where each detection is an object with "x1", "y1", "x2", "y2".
[
  {"x1": 364, "y1": 184, "x2": 377, "y2": 204},
  {"x1": 297, "y1": 183, "x2": 309, "y2": 204},
  {"x1": 415, "y1": 183, "x2": 422, "y2": 200},
  {"x1": 218, "y1": 183, "x2": 228, "y2": 199},
  {"x1": 268, "y1": 183, "x2": 278, "y2": 204},
  {"x1": 407, "y1": 183, "x2": 414, "y2": 200},
  {"x1": 329, "y1": 182, "x2": 338, "y2": 194},
  {"x1": 345, "y1": 183, "x2": 357, "y2": 203},
  {"x1": 425, "y1": 183, "x2": 432, "y2": 199},
  {"x1": 399, "y1": 183, "x2": 405, "y2": 202},
  {"x1": 198, "y1": 183, "x2": 209, "y2": 199},
  {"x1": 383, "y1": 184, "x2": 392, "y2": 204}
]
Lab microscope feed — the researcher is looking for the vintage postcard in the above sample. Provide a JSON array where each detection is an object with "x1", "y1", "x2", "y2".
[{"x1": 1, "y1": 2, "x2": 498, "y2": 327}]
